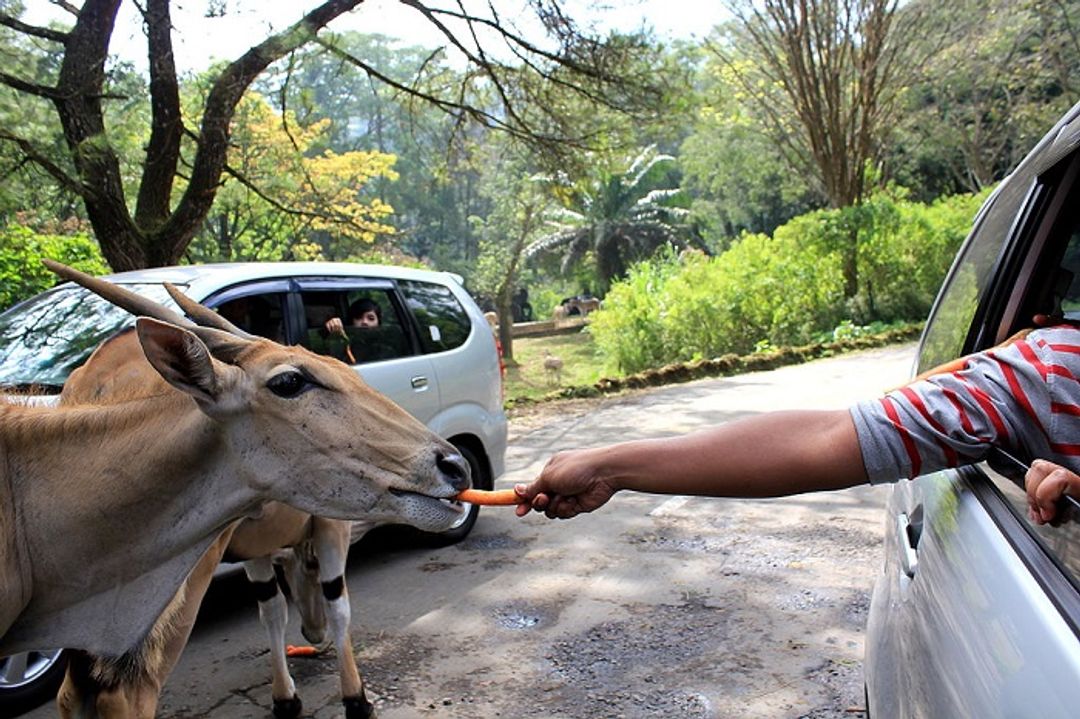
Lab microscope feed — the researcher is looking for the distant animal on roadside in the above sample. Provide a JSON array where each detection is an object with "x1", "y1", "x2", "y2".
[
  {"x1": 484, "y1": 311, "x2": 498, "y2": 330},
  {"x1": 543, "y1": 350, "x2": 564, "y2": 385},
  {"x1": 552, "y1": 304, "x2": 570, "y2": 326},
  {"x1": 567, "y1": 296, "x2": 602, "y2": 316}
]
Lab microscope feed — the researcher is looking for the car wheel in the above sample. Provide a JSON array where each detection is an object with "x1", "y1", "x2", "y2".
[
  {"x1": 423, "y1": 442, "x2": 489, "y2": 547},
  {"x1": 0, "y1": 649, "x2": 70, "y2": 716}
]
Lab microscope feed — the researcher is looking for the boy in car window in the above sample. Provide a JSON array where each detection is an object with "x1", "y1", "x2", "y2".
[
  {"x1": 323, "y1": 298, "x2": 382, "y2": 365},
  {"x1": 324, "y1": 298, "x2": 381, "y2": 335},
  {"x1": 513, "y1": 323, "x2": 1080, "y2": 526}
]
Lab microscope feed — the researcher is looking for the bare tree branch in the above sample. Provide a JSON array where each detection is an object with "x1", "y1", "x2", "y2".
[
  {"x1": 50, "y1": 0, "x2": 81, "y2": 16},
  {"x1": 0, "y1": 72, "x2": 61, "y2": 99},
  {"x1": 0, "y1": 13, "x2": 70, "y2": 43},
  {"x1": 134, "y1": 0, "x2": 183, "y2": 231},
  {"x1": 0, "y1": 129, "x2": 83, "y2": 195}
]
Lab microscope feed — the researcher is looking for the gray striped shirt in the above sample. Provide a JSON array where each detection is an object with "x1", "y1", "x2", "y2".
[{"x1": 851, "y1": 326, "x2": 1080, "y2": 484}]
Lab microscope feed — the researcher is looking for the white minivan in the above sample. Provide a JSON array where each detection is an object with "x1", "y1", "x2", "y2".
[{"x1": 0, "y1": 261, "x2": 508, "y2": 715}]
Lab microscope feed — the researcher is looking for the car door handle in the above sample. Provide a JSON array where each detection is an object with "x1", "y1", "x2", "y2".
[
  {"x1": 410, "y1": 375, "x2": 429, "y2": 390},
  {"x1": 897, "y1": 512, "x2": 920, "y2": 578}
]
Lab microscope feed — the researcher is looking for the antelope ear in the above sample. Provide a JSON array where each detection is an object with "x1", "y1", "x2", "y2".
[{"x1": 136, "y1": 317, "x2": 220, "y2": 403}]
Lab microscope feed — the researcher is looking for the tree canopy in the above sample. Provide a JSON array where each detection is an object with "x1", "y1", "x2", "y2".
[{"x1": 0, "y1": 0, "x2": 673, "y2": 270}]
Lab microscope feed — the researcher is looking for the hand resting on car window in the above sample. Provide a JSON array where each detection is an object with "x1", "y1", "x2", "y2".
[{"x1": 1026, "y1": 459, "x2": 1080, "y2": 525}]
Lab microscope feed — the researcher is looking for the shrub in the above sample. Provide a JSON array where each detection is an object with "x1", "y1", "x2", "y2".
[
  {"x1": 589, "y1": 188, "x2": 987, "y2": 373},
  {"x1": 0, "y1": 226, "x2": 109, "y2": 311}
]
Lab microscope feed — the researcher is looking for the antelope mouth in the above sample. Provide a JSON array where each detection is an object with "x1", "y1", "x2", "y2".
[{"x1": 389, "y1": 488, "x2": 466, "y2": 513}]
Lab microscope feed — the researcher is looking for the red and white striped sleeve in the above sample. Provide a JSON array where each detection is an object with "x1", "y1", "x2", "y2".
[{"x1": 850, "y1": 326, "x2": 1080, "y2": 484}]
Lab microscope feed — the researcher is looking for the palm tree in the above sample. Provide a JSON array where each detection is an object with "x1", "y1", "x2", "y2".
[{"x1": 526, "y1": 146, "x2": 697, "y2": 292}]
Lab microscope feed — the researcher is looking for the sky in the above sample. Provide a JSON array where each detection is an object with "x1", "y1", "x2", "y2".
[{"x1": 26, "y1": 1, "x2": 730, "y2": 73}]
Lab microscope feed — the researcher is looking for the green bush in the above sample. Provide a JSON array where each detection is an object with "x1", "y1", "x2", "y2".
[
  {"x1": 0, "y1": 226, "x2": 109, "y2": 311},
  {"x1": 590, "y1": 189, "x2": 987, "y2": 373}
]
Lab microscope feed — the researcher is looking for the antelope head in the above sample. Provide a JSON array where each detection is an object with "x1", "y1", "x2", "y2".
[{"x1": 44, "y1": 261, "x2": 472, "y2": 532}]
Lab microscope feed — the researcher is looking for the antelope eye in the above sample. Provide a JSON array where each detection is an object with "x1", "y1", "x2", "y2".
[{"x1": 266, "y1": 370, "x2": 312, "y2": 398}]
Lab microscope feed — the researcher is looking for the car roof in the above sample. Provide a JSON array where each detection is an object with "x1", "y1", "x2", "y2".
[{"x1": 95, "y1": 262, "x2": 465, "y2": 295}]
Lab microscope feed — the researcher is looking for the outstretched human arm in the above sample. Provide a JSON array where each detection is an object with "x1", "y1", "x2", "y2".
[{"x1": 514, "y1": 409, "x2": 867, "y2": 519}]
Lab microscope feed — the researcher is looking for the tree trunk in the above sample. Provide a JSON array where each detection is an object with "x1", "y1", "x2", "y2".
[
  {"x1": 48, "y1": 0, "x2": 366, "y2": 271},
  {"x1": 496, "y1": 286, "x2": 515, "y2": 362}
]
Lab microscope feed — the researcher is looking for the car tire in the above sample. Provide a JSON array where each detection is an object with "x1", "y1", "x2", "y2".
[
  {"x1": 0, "y1": 649, "x2": 70, "y2": 716},
  {"x1": 422, "y1": 442, "x2": 489, "y2": 547}
]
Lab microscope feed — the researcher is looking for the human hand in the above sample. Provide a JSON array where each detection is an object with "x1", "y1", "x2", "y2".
[
  {"x1": 1025, "y1": 459, "x2": 1080, "y2": 525},
  {"x1": 514, "y1": 448, "x2": 618, "y2": 519},
  {"x1": 325, "y1": 317, "x2": 345, "y2": 336}
]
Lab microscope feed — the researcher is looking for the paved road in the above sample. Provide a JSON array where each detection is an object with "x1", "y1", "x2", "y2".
[{"x1": 27, "y1": 343, "x2": 916, "y2": 719}]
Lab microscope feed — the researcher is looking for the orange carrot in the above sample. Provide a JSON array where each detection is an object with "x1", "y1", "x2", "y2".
[
  {"x1": 454, "y1": 488, "x2": 524, "y2": 506},
  {"x1": 286, "y1": 645, "x2": 320, "y2": 657}
]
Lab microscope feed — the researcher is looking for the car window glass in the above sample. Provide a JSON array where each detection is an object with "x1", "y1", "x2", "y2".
[
  {"x1": 1056, "y1": 222, "x2": 1080, "y2": 319},
  {"x1": 0, "y1": 283, "x2": 175, "y2": 389},
  {"x1": 918, "y1": 202, "x2": 1008, "y2": 371},
  {"x1": 297, "y1": 288, "x2": 411, "y2": 365},
  {"x1": 398, "y1": 279, "x2": 471, "y2": 354},
  {"x1": 215, "y1": 293, "x2": 287, "y2": 342},
  {"x1": 984, "y1": 453, "x2": 1080, "y2": 589}
]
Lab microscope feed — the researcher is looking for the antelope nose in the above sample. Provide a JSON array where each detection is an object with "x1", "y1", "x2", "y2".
[{"x1": 437, "y1": 451, "x2": 471, "y2": 491}]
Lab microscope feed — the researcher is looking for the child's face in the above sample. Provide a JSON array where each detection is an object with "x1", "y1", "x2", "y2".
[{"x1": 352, "y1": 310, "x2": 380, "y2": 328}]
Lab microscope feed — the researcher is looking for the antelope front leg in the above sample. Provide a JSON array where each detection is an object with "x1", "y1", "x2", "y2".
[
  {"x1": 312, "y1": 518, "x2": 375, "y2": 719},
  {"x1": 244, "y1": 557, "x2": 301, "y2": 719}
]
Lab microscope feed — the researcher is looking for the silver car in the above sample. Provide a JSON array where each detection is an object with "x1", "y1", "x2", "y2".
[
  {"x1": 865, "y1": 102, "x2": 1080, "y2": 716},
  {"x1": 0, "y1": 261, "x2": 507, "y2": 715}
]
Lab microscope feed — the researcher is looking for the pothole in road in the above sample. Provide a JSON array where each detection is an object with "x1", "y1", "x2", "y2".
[
  {"x1": 534, "y1": 600, "x2": 755, "y2": 718},
  {"x1": 493, "y1": 601, "x2": 555, "y2": 630}
]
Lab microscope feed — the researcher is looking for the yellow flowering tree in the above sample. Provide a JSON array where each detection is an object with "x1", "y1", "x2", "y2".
[{"x1": 186, "y1": 92, "x2": 398, "y2": 263}]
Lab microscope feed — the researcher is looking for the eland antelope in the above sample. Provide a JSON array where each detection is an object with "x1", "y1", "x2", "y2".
[
  {"x1": 54, "y1": 291, "x2": 376, "y2": 718},
  {"x1": 0, "y1": 262, "x2": 470, "y2": 700}
]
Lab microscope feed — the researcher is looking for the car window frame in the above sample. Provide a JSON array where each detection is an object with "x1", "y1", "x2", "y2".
[
  {"x1": 396, "y1": 278, "x2": 474, "y2": 355},
  {"x1": 291, "y1": 276, "x2": 423, "y2": 360},
  {"x1": 198, "y1": 279, "x2": 294, "y2": 344},
  {"x1": 949, "y1": 148, "x2": 1080, "y2": 638}
]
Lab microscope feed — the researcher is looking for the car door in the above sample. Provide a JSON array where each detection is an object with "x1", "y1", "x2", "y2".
[
  {"x1": 292, "y1": 278, "x2": 442, "y2": 424},
  {"x1": 866, "y1": 137, "x2": 1080, "y2": 717}
]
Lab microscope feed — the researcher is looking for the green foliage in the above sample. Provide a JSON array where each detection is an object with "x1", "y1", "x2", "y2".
[
  {"x1": 890, "y1": 0, "x2": 1080, "y2": 198},
  {"x1": 590, "y1": 189, "x2": 986, "y2": 373},
  {"x1": 679, "y1": 52, "x2": 822, "y2": 242},
  {"x1": 526, "y1": 145, "x2": 698, "y2": 291},
  {"x1": 0, "y1": 225, "x2": 107, "y2": 310}
]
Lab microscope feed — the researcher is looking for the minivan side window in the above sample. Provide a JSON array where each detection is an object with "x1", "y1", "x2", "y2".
[
  {"x1": 398, "y1": 280, "x2": 472, "y2": 353},
  {"x1": 216, "y1": 293, "x2": 287, "y2": 342},
  {"x1": 297, "y1": 288, "x2": 412, "y2": 365}
]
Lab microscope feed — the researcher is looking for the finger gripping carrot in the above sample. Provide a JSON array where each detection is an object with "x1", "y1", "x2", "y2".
[{"x1": 455, "y1": 488, "x2": 524, "y2": 505}]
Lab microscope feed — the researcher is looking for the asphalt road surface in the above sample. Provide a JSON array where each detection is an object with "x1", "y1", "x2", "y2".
[{"x1": 26, "y1": 342, "x2": 916, "y2": 719}]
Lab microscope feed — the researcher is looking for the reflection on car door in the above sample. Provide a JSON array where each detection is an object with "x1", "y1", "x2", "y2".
[{"x1": 868, "y1": 466, "x2": 1080, "y2": 717}]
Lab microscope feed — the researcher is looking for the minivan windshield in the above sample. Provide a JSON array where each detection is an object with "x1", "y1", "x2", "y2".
[{"x1": 0, "y1": 283, "x2": 176, "y2": 390}]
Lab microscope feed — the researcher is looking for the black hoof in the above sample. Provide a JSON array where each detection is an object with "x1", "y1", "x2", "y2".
[
  {"x1": 344, "y1": 694, "x2": 375, "y2": 719},
  {"x1": 272, "y1": 695, "x2": 303, "y2": 719}
]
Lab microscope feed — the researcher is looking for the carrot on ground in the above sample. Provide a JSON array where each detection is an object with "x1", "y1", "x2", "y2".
[
  {"x1": 455, "y1": 488, "x2": 524, "y2": 506},
  {"x1": 286, "y1": 645, "x2": 320, "y2": 657}
]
